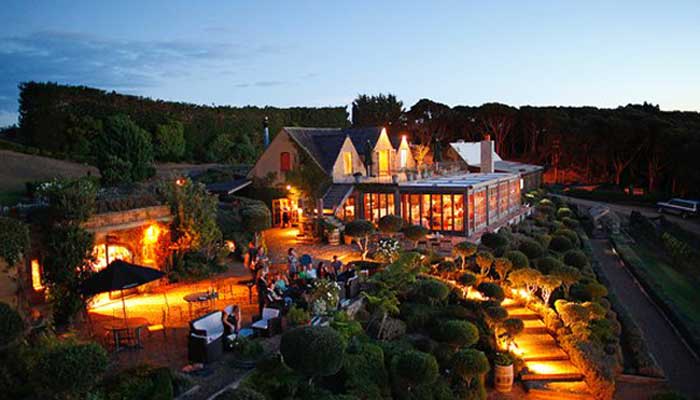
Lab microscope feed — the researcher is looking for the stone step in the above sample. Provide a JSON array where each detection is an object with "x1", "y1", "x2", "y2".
[
  {"x1": 521, "y1": 360, "x2": 583, "y2": 381},
  {"x1": 515, "y1": 333, "x2": 558, "y2": 345},
  {"x1": 522, "y1": 319, "x2": 548, "y2": 333},
  {"x1": 524, "y1": 380, "x2": 592, "y2": 400},
  {"x1": 507, "y1": 307, "x2": 539, "y2": 320},
  {"x1": 518, "y1": 343, "x2": 569, "y2": 361}
]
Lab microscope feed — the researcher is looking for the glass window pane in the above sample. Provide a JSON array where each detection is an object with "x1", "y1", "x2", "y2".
[
  {"x1": 454, "y1": 194, "x2": 464, "y2": 232},
  {"x1": 443, "y1": 194, "x2": 453, "y2": 231},
  {"x1": 431, "y1": 194, "x2": 442, "y2": 231},
  {"x1": 422, "y1": 194, "x2": 431, "y2": 228},
  {"x1": 388, "y1": 194, "x2": 395, "y2": 216},
  {"x1": 410, "y1": 195, "x2": 421, "y2": 226}
]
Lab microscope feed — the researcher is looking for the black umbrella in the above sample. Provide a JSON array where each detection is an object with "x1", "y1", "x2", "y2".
[{"x1": 81, "y1": 259, "x2": 165, "y2": 325}]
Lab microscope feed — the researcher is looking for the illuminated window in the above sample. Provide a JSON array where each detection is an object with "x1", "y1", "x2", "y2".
[
  {"x1": 343, "y1": 152, "x2": 353, "y2": 175},
  {"x1": 280, "y1": 152, "x2": 291, "y2": 173},
  {"x1": 474, "y1": 190, "x2": 487, "y2": 229},
  {"x1": 31, "y1": 259, "x2": 43, "y2": 291},
  {"x1": 378, "y1": 150, "x2": 390, "y2": 176},
  {"x1": 92, "y1": 244, "x2": 133, "y2": 271},
  {"x1": 488, "y1": 186, "x2": 499, "y2": 222},
  {"x1": 454, "y1": 194, "x2": 464, "y2": 232},
  {"x1": 142, "y1": 224, "x2": 161, "y2": 264},
  {"x1": 400, "y1": 148, "x2": 408, "y2": 169}
]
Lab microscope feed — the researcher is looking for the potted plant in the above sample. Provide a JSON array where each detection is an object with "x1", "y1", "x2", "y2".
[{"x1": 493, "y1": 352, "x2": 514, "y2": 392}]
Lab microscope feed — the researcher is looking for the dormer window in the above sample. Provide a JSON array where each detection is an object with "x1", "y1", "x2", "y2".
[
  {"x1": 400, "y1": 148, "x2": 408, "y2": 169},
  {"x1": 343, "y1": 152, "x2": 353, "y2": 175}
]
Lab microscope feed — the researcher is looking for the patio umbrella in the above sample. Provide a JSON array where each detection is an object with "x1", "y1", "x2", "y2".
[
  {"x1": 364, "y1": 139, "x2": 373, "y2": 175},
  {"x1": 81, "y1": 259, "x2": 165, "y2": 326}
]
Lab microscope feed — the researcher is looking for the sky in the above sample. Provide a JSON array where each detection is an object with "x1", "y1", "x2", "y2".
[{"x1": 1, "y1": 0, "x2": 699, "y2": 126}]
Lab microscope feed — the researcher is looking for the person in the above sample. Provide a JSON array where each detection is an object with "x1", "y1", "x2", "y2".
[
  {"x1": 287, "y1": 248, "x2": 299, "y2": 279},
  {"x1": 223, "y1": 305, "x2": 241, "y2": 335},
  {"x1": 304, "y1": 263, "x2": 317, "y2": 280},
  {"x1": 256, "y1": 246, "x2": 269, "y2": 276},
  {"x1": 316, "y1": 261, "x2": 327, "y2": 280},
  {"x1": 282, "y1": 209, "x2": 290, "y2": 228},
  {"x1": 256, "y1": 272, "x2": 269, "y2": 315},
  {"x1": 248, "y1": 242, "x2": 258, "y2": 265},
  {"x1": 330, "y1": 255, "x2": 343, "y2": 276},
  {"x1": 274, "y1": 272, "x2": 289, "y2": 295}
]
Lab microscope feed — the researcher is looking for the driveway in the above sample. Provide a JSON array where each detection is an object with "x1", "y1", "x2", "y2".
[
  {"x1": 589, "y1": 238, "x2": 700, "y2": 397},
  {"x1": 555, "y1": 195, "x2": 700, "y2": 236}
]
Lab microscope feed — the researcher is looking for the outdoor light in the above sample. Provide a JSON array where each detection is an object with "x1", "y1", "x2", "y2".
[
  {"x1": 175, "y1": 178, "x2": 186, "y2": 186},
  {"x1": 286, "y1": 185, "x2": 292, "y2": 191}
]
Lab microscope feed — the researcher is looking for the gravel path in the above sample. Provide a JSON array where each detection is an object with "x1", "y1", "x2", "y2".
[{"x1": 589, "y1": 238, "x2": 700, "y2": 397}]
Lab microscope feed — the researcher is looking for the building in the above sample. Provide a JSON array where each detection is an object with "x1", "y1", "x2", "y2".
[
  {"x1": 448, "y1": 138, "x2": 544, "y2": 192},
  {"x1": 249, "y1": 126, "x2": 532, "y2": 236}
]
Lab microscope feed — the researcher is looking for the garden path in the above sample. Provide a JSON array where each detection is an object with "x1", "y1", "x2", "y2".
[
  {"x1": 590, "y1": 238, "x2": 700, "y2": 397},
  {"x1": 506, "y1": 302, "x2": 592, "y2": 399}
]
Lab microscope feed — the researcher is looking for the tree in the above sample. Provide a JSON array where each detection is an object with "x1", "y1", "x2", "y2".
[
  {"x1": 537, "y1": 275, "x2": 561, "y2": 305},
  {"x1": 498, "y1": 318, "x2": 524, "y2": 350},
  {"x1": 162, "y1": 177, "x2": 223, "y2": 256},
  {"x1": 478, "y1": 103, "x2": 517, "y2": 156},
  {"x1": 519, "y1": 238, "x2": 544, "y2": 259},
  {"x1": 475, "y1": 251, "x2": 494, "y2": 278},
  {"x1": 402, "y1": 224, "x2": 429, "y2": 248},
  {"x1": 550, "y1": 265, "x2": 582, "y2": 298},
  {"x1": 241, "y1": 203, "x2": 272, "y2": 246},
  {"x1": 494, "y1": 257, "x2": 513, "y2": 282},
  {"x1": 96, "y1": 114, "x2": 155, "y2": 186},
  {"x1": 480, "y1": 232, "x2": 508, "y2": 249},
  {"x1": 391, "y1": 350, "x2": 438, "y2": 391},
  {"x1": 0, "y1": 217, "x2": 29, "y2": 266},
  {"x1": 451, "y1": 348, "x2": 490, "y2": 388},
  {"x1": 477, "y1": 282, "x2": 505, "y2": 302},
  {"x1": 344, "y1": 220, "x2": 376, "y2": 260},
  {"x1": 504, "y1": 250, "x2": 529, "y2": 269},
  {"x1": 0, "y1": 302, "x2": 24, "y2": 347},
  {"x1": 351, "y1": 94, "x2": 404, "y2": 127},
  {"x1": 280, "y1": 326, "x2": 346, "y2": 382},
  {"x1": 153, "y1": 119, "x2": 186, "y2": 161},
  {"x1": 508, "y1": 268, "x2": 542, "y2": 298},
  {"x1": 563, "y1": 250, "x2": 588, "y2": 269},
  {"x1": 437, "y1": 320, "x2": 479, "y2": 348},
  {"x1": 378, "y1": 215, "x2": 404, "y2": 234},
  {"x1": 415, "y1": 279, "x2": 450, "y2": 306},
  {"x1": 549, "y1": 235, "x2": 574, "y2": 253},
  {"x1": 453, "y1": 241, "x2": 478, "y2": 269}
]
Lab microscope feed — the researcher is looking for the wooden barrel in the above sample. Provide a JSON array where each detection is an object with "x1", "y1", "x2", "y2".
[
  {"x1": 328, "y1": 229, "x2": 340, "y2": 246},
  {"x1": 494, "y1": 364, "x2": 514, "y2": 392}
]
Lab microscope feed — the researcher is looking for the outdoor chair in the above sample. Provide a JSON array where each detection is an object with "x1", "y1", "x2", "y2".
[
  {"x1": 147, "y1": 309, "x2": 167, "y2": 339},
  {"x1": 345, "y1": 276, "x2": 360, "y2": 299},
  {"x1": 251, "y1": 307, "x2": 282, "y2": 337},
  {"x1": 188, "y1": 311, "x2": 225, "y2": 363}
]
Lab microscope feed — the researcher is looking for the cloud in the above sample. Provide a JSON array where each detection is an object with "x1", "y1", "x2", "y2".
[{"x1": 0, "y1": 30, "x2": 285, "y2": 114}]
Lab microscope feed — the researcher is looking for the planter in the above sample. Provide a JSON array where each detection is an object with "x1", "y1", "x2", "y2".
[
  {"x1": 494, "y1": 363, "x2": 514, "y2": 392},
  {"x1": 328, "y1": 229, "x2": 340, "y2": 246}
]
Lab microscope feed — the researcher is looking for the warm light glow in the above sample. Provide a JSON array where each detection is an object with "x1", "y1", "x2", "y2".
[
  {"x1": 92, "y1": 244, "x2": 133, "y2": 271},
  {"x1": 286, "y1": 185, "x2": 292, "y2": 191},
  {"x1": 508, "y1": 342, "x2": 524, "y2": 357},
  {"x1": 142, "y1": 224, "x2": 162, "y2": 264},
  {"x1": 31, "y1": 259, "x2": 43, "y2": 291},
  {"x1": 175, "y1": 177, "x2": 187, "y2": 186}
]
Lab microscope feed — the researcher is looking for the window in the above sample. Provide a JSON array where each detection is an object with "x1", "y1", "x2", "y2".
[
  {"x1": 343, "y1": 152, "x2": 353, "y2": 175},
  {"x1": 453, "y1": 194, "x2": 464, "y2": 232},
  {"x1": 31, "y1": 259, "x2": 43, "y2": 291},
  {"x1": 499, "y1": 182, "x2": 509, "y2": 216},
  {"x1": 378, "y1": 150, "x2": 390, "y2": 176},
  {"x1": 280, "y1": 152, "x2": 291, "y2": 172},
  {"x1": 400, "y1": 148, "x2": 408, "y2": 169},
  {"x1": 363, "y1": 192, "x2": 395, "y2": 223},
  {"x1": 474, "y1": 190, "x2": 487, "y2": 229}
]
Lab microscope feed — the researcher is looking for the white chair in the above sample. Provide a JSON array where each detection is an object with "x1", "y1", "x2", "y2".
[
  {"x1": 251, "y1": 307, "x2": 281, "y2": 337},
  {"x1": 188, "y1": 311, "x2": 225, "y2": 363}
]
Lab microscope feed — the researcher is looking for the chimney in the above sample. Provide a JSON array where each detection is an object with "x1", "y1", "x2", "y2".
[
  {"x1": 263, "y1": 116, "x2": 270, "y2": 149},
  {"x1": 480, "y1": 134, "x2": 494, "y2": 173}
]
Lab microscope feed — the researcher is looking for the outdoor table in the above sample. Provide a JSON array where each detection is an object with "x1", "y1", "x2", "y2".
[
  {"x1": 183, "y1": 292, "x2": 214, "y2": 317},
  {"x1": 104, "y1": 317, "x2": 149, "y2": 352}
]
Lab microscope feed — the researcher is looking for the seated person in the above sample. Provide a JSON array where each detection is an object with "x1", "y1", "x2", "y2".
[
  {"x1": 304, "y1": 264, "x2": 317, "y2": 280},
  {"x1": 336, "y1": 263, "x2": 356, "y2": 282},
  {"x1": 330, "y1": 255, "x2": 343, "y2": 276},
  {"x1": 223, "y1": 305, "x2": 241, "y2": 335},
  {"x1": 273, "y1": 272, "x2": 289, "y2": 295}
]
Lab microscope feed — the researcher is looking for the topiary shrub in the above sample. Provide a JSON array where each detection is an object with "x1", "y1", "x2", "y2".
[
  {"x1": 280, "y1": 326, "x2": 346, "y2": 379},
  {"x1": 415, "y1": 279, "x2": 450, "y2": 306},
  {"x1": 483, "y1": 305, "x2": 508, "y2": 326},
  {"x1": 476, "y1": 282, "x2": 505, "y2": 302},
  {"x1": 341, "y1": 341, "x2": 389, "y2": 400},
  {"x1": 570, "y1": 281, "x2": 608, "y2": 302},
  {"x1": 563, "y1": 249, "x2": 589, "y2": 269},
  {"x1": 451, "y1": 348, "x2": 490, "y2": 387},
  {"x1": 453, "y1": 241, "x2": 478, "y2": 269},
  {"x1": 436, "y1": 320, "x2": 479, "y2": 348},
  {"x1": 480, "y1": 232, "x2": 508, "y2": 249},
  {"x1": 31, "y1": 339, "x2": 109, "y2": 398},
  {"x1": 549, "y1": 235, "x2": 574, "y2": 252},
  {"x1": 436, "y1": 260, "x2": 458, "y2": 277},
  {"x1": 214, "y1": 387, "x2": 266, "y2": 400},
  {"x1": 0, "y1": 302, "x2": 24, "y2": 347},
  {"x1": 557, "y1": 207, "x2": 574, "y2": 219},
  {"x1": 504, "y1": 250, "x2": 529, "y2": 269},
  {"x1": 345, "y1": 220, "x2": 376, "y2": 259},
  {"x1": 519, "y1": 238, "x2": 544, "y2": 259},
  {"x1": 390, "y1": 350, "x2": 438, "y2": 389},
  {"x1": 378, "y1": 215, "x2": 405, "y2": 233},
  {"x1": 400, "y1": 303, "x2": 435, "y2": 332},
  {"x1": 494, "y1": 257, "x2": 513, "y2": 282},
  {"x1": 458, "y1": 272, "x2": 477, "y2": 287},
  {"x1": 102, "y1": 365, "x2": 174, "y2": 400},
  {"x1": 562, "y1": 217, "x2": 580, "y2": 229},
  {"x1": 535, "y1": 256, "x2": 565, "y2": 274},
  {"x1": 402, "y1": 224, "x2": 429, "y2": 247},
  {"x1": 554, "y1": 228, "x2": 580, "y2": 247},
  {"x1": 475, "y1": 251, "x2": 494, "y2": 277}
]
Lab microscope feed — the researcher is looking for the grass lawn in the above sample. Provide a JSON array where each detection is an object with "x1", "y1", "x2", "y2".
[{"x1": 615, "y1": 232, "x2": 700, "y2": 350}]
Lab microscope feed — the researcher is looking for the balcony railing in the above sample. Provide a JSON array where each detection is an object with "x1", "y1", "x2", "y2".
[{"x1": 333, "y1": 162, "x2": 469, "y2": 185}]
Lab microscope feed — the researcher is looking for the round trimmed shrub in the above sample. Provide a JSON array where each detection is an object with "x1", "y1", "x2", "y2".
[
  {"x1": 453, "y1": 241, "x2": 478, "y2": 267},
  {"x1": 437, "y1": 320, "x2": 479, "y2": 347},
  {"x1": 103, "y1": 365, "x2": 174, "y2": 400},
  {"x1": 0, "y1": 302, "x2": 24, "y2": 346},
  {"x1": 458, "y1": 272, "x2": 477, "y2": 287},
  {"x1": 480, "y1": 232, "x2": 508, "y2": 249},
  {"x1": 476, "y1": 282, "x2": 505, "y2": 302},
  {"x1": 31, "y1": 341, "x2": 109, "y2": 398},
  {"x1": 554, "y1": 228, "x2": 580, "y2": 247},
  {"x1": 378, "y1": 214, "x2": 404, "y2": 233},
  {"x1": 437, "y1": 260, "x2": 458, "y2": 274},
  {"x1": 215, "y1": 388, "x2": 266, "y2": 400},
  {"x1": 402, "y1": 224, "x2": 429, "y2": 243},
  {"x1": 562, "y1": 217, "x2": 580, "y2": 229},
  {"x1": 451, "y1": 348, "x2": 490, "y2": 384},
  {"x1": 484, "y1": 305, "x2": 508, "y2": 323},
  {"x1": 563, "y1": 250, "x2": 588, "y2": 269},
  {"x1": 416, "y1": 279, "x2": 450, "y2": 305},
  {"x1": 535, "y1": 256, "x2": 565, "y2": 274},
  {"x1": 556, "y1": 207, "x2": 574, "y2": 219},
  {"x1": 549, "y1": 235, "x2": 574, "y2": 252},
  {"x1": 391, "y1": 350, "x2": 438, "y2": 387},
  {"x1": 475, "y1": 251, "x2": 494, "y2": 275},
  {"x1": 504, "y1": 250, "x2": 529, "y2": 269},
  {"x1": 280, "y1": 326, "x2": 345, "y2": 378},
  {"x1": 519, "y1": 238, "x2": 544, "y2": 259},
  {"x1": 570, "y1": 281, "x2": 608, "y2": 302}
]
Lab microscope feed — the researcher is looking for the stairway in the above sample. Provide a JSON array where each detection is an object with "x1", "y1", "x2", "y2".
[
  {"x1": 321, "y1": 184, "x2": 353, "y2": 212},
  {"x1": 504, "y1": 301, "x2": 592, "y2": 399}
]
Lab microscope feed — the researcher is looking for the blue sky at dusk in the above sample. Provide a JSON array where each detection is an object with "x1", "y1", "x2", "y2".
[{"x1": 1, "y1": 0, "x2": 698, "y2": 126}]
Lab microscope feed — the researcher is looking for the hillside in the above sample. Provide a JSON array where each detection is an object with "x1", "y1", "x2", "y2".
[{"x1": 0, "y1": 149, "x2": 98, "y2": 192}]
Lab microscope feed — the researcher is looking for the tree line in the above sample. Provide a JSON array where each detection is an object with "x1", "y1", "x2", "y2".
[
  {"x1": 352, "y1": 95, "x2": 700, "y2": 196},
  {"x1": 15, "y1": 81, "x2": 349, "y2": 165}
]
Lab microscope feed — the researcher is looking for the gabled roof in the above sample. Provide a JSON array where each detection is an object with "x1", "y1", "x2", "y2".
[
  {"x1": 284, "y1": 127, "x2": 387, "y2": 174},
  {"x1": 449, "y1": 141, "x2": 502, "y2": 166}
]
